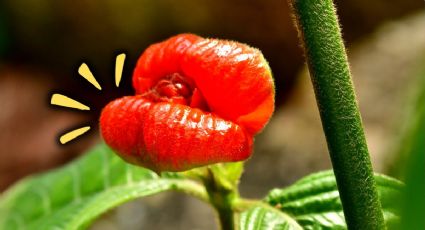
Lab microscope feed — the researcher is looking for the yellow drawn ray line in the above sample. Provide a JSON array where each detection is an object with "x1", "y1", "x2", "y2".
[
  {"x1": 50, "y1": 94, "x2": 90, "y2": 110},
  {"x1": 115, "y1": 53, "x2": 126, "y2": 87},
  {"x1": 78, "y1": 63, "x2": 102, "y2": 90},
  {"x1": 60, "y1": 126, "x2": 91, "y2": 144}
]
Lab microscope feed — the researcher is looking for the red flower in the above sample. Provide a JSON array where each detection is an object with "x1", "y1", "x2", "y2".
[{"x1": 100, "y1": 34, "x2": 275, "y2": 172}]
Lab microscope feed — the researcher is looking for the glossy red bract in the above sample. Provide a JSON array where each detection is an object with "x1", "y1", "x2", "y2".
[{"x1": 100, "y1": 34, "x2": 275, "y2": 172}]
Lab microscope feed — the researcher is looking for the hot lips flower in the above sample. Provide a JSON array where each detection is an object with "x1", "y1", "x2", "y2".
[{"x1": 100, "y1": 34, "x2": 275, "y2": 172}]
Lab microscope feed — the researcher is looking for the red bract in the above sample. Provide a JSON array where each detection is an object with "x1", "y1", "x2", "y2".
[{"x1": 100, "y1": 34, "x2": 275, "y2": 172}]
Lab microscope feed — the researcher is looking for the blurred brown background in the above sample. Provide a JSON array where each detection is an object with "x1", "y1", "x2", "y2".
[{"x1": 0, "y1": 0, "x2": 424, "y2": 229}]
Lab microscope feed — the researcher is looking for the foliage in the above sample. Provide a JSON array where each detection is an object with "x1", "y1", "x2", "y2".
[{"x1": 0, "y1": 143, "x2": 403, "y2": 229}]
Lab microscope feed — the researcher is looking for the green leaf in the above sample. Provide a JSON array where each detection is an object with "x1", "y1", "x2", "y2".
[
  {"x1": 265, "y1": 170, "x2": 403, "y2": 229},
  {"x1": 0, "y1": 143, "x2": 206, "y2": 230},
  {"x1": 239, "y1": 206, "x2": 302, "y2": 230}
]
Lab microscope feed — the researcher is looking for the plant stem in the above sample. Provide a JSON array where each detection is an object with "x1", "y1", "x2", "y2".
[
  {"x1": 203, "y1": 168, "x2": 238, "y2": 230},
  {"x1": 216, "y1": 203, "x2": 235, "y2": 230},
  {"x1": 288, "y1": 0, "x2": 385, "y2": 229}
]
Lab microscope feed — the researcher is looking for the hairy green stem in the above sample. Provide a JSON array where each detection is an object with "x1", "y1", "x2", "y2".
[{"x1": 288, "y1": 0, "x2": 385, "y2": 229}]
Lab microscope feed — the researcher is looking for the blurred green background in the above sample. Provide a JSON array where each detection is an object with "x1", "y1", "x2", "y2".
[{"x1": 0, "y1": 1, "x2": 423, "y2": 229}]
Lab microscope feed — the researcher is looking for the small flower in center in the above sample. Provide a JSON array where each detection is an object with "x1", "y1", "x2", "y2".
[{"x1": 142, "y1": 72, "x2": 209, "y2": 111}]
